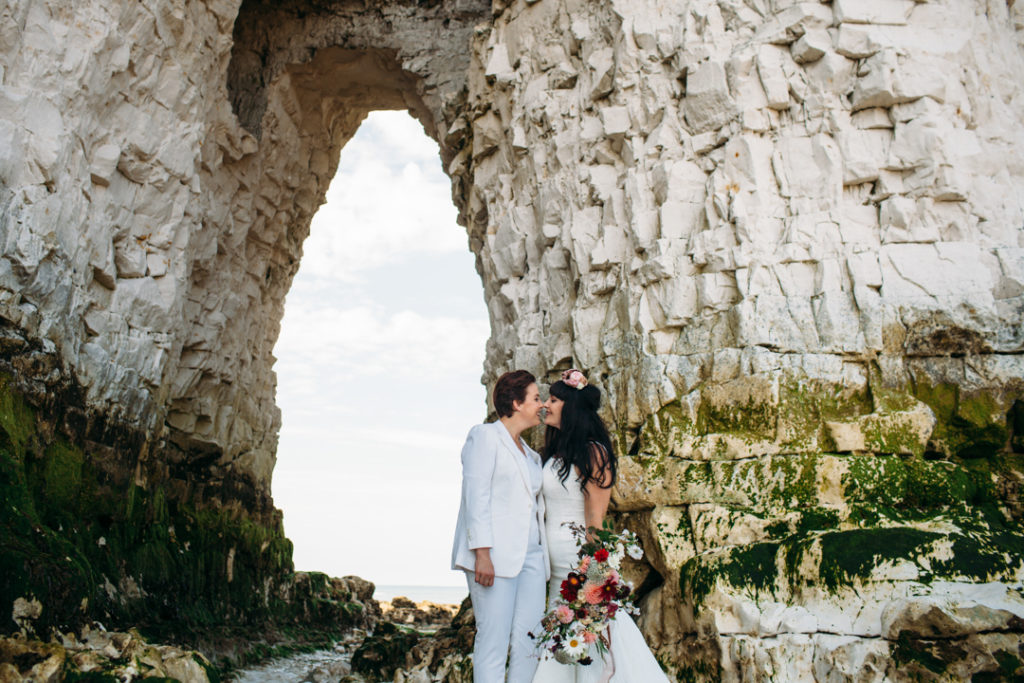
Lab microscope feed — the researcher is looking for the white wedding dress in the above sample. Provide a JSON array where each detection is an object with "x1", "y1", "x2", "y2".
[{"x1": 532, "y1": 458, "x2": 670, "y2": 683}]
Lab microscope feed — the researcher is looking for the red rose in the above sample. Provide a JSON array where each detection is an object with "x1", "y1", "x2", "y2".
[{"x1": 594, "y1": 548, "x2": 609, "y2": 562}]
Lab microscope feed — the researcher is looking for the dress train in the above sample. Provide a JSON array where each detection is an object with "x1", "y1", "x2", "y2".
[{"x1": 533, "y1": 458, "x2": 669, "y2": 683}]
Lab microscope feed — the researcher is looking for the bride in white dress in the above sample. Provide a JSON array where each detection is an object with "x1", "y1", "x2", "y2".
[{"x1": 532, "y1": 369, "x2": 670, "y2": 683}]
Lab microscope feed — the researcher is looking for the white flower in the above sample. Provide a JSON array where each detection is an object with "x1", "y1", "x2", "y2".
[
  {"x1": 563, "y1": 632, "x2": 588, "y2": 659},
  {"x1": 627, "y1": 543, "x2": 644, "y2": 560},
  {"x1": 608, "y1": 550, "x2": 623, "y2": 570}
]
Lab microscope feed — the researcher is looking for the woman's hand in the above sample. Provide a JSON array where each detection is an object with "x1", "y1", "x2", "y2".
[{"x1": 474, "y1": 548, "x2": 495, "y2": 587}]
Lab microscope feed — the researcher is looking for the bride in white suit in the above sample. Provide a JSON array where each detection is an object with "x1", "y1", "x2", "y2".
[
  {"x1": 533, "y1": 369, "x2": 669, "y2": 683},
  {"x1": 452, "y1": 370, "x2": 550, "y2": 683}
]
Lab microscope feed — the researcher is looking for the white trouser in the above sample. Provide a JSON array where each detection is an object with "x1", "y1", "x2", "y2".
[{"x1": 466, "y1": 541, "x2": 547, "y2": 683}]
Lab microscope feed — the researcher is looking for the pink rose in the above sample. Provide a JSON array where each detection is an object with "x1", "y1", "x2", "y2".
[
  {"x1": 561, "y1": 368, "x2": 588, "y2": 389},
  {"x1": 555, "y1": 605, "x2": 574, "y2": 624}
]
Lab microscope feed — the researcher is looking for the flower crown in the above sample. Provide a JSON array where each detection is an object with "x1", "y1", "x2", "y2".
[{"x1": 561, "y1": 368, "x2": 588, "y2": 390}]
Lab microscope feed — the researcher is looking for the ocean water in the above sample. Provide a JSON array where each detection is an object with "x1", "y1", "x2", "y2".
[
  {"x1": 231, "y1": 648, "x2": 350, "y2": 683},
  {"x1": 374, "y1": 584, "x2": 468, "y2": 605}
]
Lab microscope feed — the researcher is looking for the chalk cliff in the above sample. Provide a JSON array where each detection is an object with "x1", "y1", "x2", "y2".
[{"x1": 1, "y1": 0, "x2": 1023, "y2": 679}]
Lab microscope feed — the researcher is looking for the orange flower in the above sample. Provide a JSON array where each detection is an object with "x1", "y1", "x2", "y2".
[{"x1": 584, "y1": 584, "x2": 604, "y2": 605}]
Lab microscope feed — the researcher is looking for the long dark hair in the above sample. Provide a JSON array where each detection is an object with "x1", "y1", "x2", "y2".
[{"x1": 543, "y1": 380, "x2": 616, "y2": 493}]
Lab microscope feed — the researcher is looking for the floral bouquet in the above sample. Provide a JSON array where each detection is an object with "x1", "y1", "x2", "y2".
[{"x1": 530, "y1": 522, "x2": 644, "y2": 665}]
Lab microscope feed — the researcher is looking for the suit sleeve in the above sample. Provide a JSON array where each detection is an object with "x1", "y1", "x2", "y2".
[{"x1": 462, "y1": 425, "x2": 496, "y2": 550}]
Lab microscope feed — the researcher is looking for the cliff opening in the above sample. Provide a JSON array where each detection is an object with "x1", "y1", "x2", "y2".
[
  {"x1": 271, "y1": 110, "x2": 487, "y2": 593},
  {"x1": 162, "y1": 0, "x2": 492, "y2": 497},
  {"x1": 215, "y1": 0, "x2": 497, "y2": 596}
]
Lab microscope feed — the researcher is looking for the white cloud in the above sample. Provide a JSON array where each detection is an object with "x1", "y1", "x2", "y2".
[
  {"x1": 270, "y1": 111, "x2": 489, "y2": 594},
  {"x1": 358, "y1": 111, "x2": 445, "y2": 162},
  {"x1": 279, "y1": 422, "x2": 465, "y2": 454},
  {"x1": 299, "y1": 111, "x2": 465, "y2": 279},
  {"x1": 275, "y1": 303, "x2": 489, "y2": 382},
  {"x1": 275, "y1": 464, "x2": 465, "y2": 586}
]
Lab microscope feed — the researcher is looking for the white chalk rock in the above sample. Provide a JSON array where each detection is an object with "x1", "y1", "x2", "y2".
[
  {"x1": 684, "y1": 61, "x2": 735, "y2": 133},
  {"x1": 834, "y1": 0, "x2": 915, "y2": 26}
]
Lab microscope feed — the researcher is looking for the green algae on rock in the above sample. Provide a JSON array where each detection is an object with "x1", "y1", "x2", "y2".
[
  {"x1": 613, "y1": 364, "x2": 1024, "y2": 680},
  {"x1": 0, "y1": 370, "x2": 374, "y2": 648}
]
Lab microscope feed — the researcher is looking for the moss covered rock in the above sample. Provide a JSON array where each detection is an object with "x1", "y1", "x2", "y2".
[
  {"x1": 351, "y1": 621, "x2": 422, "y2": 680},
  {"x1": 0, "y1": 371, "x2": 372, "y2": 645},
  {"x1": 613, "y1": 366, "x2": 1024, "y2": 681}
]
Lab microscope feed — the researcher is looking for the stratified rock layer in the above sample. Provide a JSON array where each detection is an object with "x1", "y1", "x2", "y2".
[{"x1": 1, "y1": 0, "x2": 1023, "y2": 679}]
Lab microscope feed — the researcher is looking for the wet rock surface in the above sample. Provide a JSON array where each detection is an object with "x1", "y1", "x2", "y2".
[
  {"x1": 230, "y1": 631, "x2": 364, "y2": 683},
  {"x1": 379, "y1": 598, "x2": 458, "y2": 631},
  {"x1": 0, "y1": 625, "x2": 213, "y2": 682},
  {"x1": 229, "y1": 598, "x2": 465, "y2": 683},
  {"x1": 381, "y1": 598, "x2": 475, "y2": 683}
]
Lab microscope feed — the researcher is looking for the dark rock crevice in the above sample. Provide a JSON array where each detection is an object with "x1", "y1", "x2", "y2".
[{"x1": 227, "y1": 0, "x2": 490, "y2": 137}]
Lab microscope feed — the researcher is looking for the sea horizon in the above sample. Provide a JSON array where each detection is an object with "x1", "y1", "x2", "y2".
[{"x1": 373, "y1": 584, "x2": 468, "y2": 605}]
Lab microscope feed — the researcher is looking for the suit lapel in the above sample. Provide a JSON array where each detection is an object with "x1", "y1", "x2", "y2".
[{"x1": 494, "y1": 422, "x2": 531, "y2": 493}]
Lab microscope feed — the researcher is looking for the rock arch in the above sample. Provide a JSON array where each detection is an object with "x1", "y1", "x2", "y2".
[
  {"x1": 166, "y1": 0, "x2": 493, "y2": 494},
  {"x1": 1, "y1": 0, "x2": 1023, "y2": 678}
]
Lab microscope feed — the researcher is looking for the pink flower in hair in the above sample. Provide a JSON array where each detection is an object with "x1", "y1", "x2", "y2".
[{"x1": 562, "y1": 368, "x2": 588, "y2": 390}]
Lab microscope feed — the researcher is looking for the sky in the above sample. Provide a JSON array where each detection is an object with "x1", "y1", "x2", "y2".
[{"x1": 271, "y1": 111, "x2": 489, "y2": 589}]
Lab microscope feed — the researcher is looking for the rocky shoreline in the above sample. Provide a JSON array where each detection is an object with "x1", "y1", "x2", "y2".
[
  {"x1": 0, "y1": 592, "x2": 471, "y2": 683},
  {"x1": 353, "y1": 599, "x2": 474, "y2": 683},
  {"x1": 0, "y1": 626, "x2": 214, "y2": 682},
  {"x1": 377, "y1": 598, "x2": 459, "y2": 632}
]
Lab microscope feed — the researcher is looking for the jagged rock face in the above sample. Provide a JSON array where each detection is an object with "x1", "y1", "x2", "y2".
[
  {"x1": 0, "y1": 0, "x2": 490, "y2": 491},
  {"x1": 2, "y1": 0, "x2": 1024, "y2": 679}
]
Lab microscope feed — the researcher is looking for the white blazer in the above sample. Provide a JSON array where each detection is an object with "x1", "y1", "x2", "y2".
[{"x1": 451, "y1": 421, "x2": 549, "y2": 580}]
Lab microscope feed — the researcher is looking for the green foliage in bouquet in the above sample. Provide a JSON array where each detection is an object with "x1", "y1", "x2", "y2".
[{"x1": 531, "y1": 523, "x2": 645, "y2": 666}]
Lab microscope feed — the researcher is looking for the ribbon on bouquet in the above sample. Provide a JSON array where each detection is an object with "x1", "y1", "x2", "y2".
[{"x1": 597, "y1": 625, "x2": 615, "y2": 683}]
